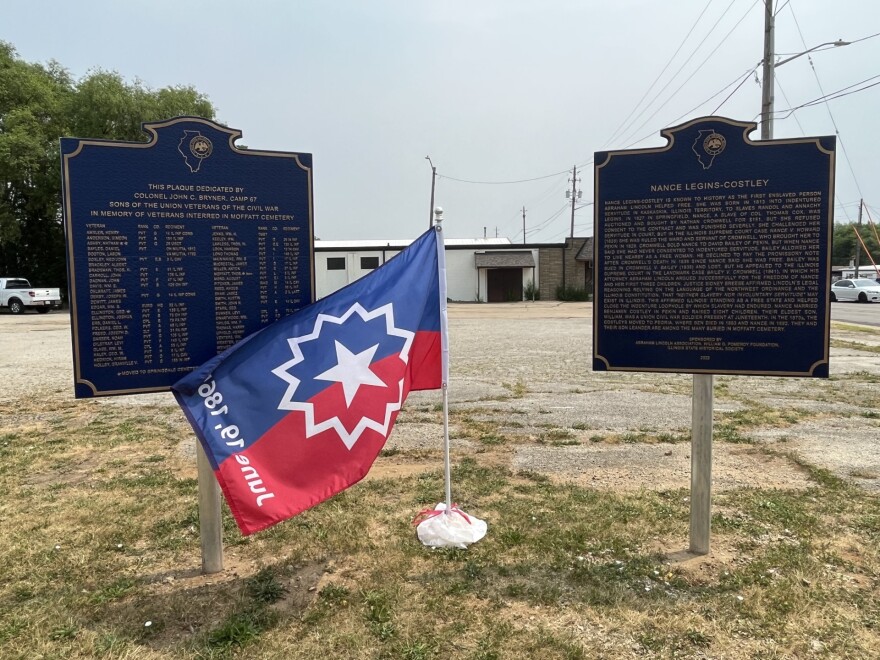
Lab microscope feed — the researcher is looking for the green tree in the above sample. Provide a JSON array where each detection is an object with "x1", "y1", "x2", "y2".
[
  {"x1": 0, "y1": 42, "x2": 215, "y2": 290},
  {"x1": 832, "y1": 221, "x2": 880, "y2": 268}
]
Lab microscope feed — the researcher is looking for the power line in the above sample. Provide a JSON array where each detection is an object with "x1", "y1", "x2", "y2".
[
  {"x1": 616, "y1": 63, "x2": 761, "y2": 151},
  {"x1": 776, "y1": 73, "x2": 856, "y2": 224},
  {"x1": 787, "y1": 2, "x2": 865, "y2": 200},
  {"x1": 801, "y1": 77, "x2": 880, "y2": 107},
  {"x1": 772, "y1": 72, "x2": 880, "y2": 124},
  {"x1": 529, "y1": 202, "x2": 596, "y2": 243},
  {"x1": 603, "y1": 0, "x2": 717, "y2": 147},
  {"x1": 641, "y1": 64, "x2": 764, "y2": 147},
  {"x1": 618, "y1": 0, "x2": 761, "y2": 148},
  {"x1": 610, "y1": 0, "x2": 739, "y2": 147},
  {"x1": 435, "y1": 16, "x2": 866, "y2": 200},
  {"x1": 767, "y1": 74, "x2": 880, "y2": 117},
  {"x1": 843, "y1": 30, "x2": 880, "y2": 46},
  {"x1": 774, "y1": 30, "x2": 880, "y2": 58},
  {"x1": 498, "y1": 176, "x2": 570, "y2": 239},
  {"x1": 774, "y1": 75, "x2": 806, "y2": 132},
  {"x1": 447, "y1": 69, "x2": 764, "y2": 241},
  {"x1": 430, "y1": 15, "x2": 878, "y2": 239},
  {"x1": 437, "y1": 168, "x2": 571, "y2": 185},
  {"x1": 525, "y1": 204, "x2": 570, "y2": 239},
  {"x1": 711, "y1": 66, "x2": 758, "y2": 114}
]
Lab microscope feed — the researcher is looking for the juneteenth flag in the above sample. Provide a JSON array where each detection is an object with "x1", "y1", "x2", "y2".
[{"x1": 173, "y1": 226, "x2": 445, "y2": 535}]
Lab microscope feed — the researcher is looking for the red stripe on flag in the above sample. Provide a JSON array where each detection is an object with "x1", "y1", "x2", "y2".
[
  {"x1": 408, "y1": 330, "x2": 442, "y2": 391},
  {"x1": 215, "y1": 329, "x2": 440, "y2": 534}
]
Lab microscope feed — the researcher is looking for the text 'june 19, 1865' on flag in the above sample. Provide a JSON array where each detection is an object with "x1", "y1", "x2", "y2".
[{"x1": 173, "y1": 226, "x2": 445, "y2": 535}]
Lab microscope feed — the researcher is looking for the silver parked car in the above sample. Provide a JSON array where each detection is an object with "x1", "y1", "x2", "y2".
[{"x1": 830, "y1": 278, "x2": 880, "y2": 303}]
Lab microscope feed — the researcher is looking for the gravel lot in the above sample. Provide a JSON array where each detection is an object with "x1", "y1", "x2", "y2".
[{"x1": 2, "y1": 303, "x2": 879, "y2": 494}]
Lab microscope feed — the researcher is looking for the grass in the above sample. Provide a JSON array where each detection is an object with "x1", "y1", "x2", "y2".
[
  {"x1": 501, "y1": 379, "x2": 528, "y2": 398},
  {"x1": 3, "y1": 399, "x2": 878, "y2": 660},
  {"x1": 830, "y1": 339, "x2": 880, "y2": 354},
  {"x1": 589, "y1": 429, "x2": 691, "y2": 445},
  {"x1": 831, "y1": 321, "x2": 880, "y2": 335},
  {"x1": 3, "y1": 335, "x2": 880, "y2": 659},
  {"x1": 713, "y1": 402, "x2": 819, "y2": 444},
  {"x1": 536, "y1": 427, "x2": 578, "y2": 445}
]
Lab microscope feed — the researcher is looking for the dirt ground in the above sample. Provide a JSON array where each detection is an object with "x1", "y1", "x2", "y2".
[{"x1": 2, "y1": 302, "x2": 878, "y2": 498}]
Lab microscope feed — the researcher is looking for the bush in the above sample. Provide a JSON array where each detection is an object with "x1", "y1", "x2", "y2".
[
  {"x1": 524, "y1": 280, "x2": 540, "y2": 301},
  {"x1": 555, "y1": 285, "x2": 591, "y2": 301}
]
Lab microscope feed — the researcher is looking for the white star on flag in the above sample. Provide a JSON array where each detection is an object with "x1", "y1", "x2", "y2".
[
  {"x1": 271, "y1": 302, "x2": 415, "y2": 450},
  {"x1": 315, "y1": 340, "x2": 386, "y2": 406}
]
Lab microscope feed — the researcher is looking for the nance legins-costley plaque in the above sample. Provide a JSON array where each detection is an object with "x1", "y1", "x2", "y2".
[
  {"x1": 593, "y1": 116, "x2": 834, "y2": 377},
  {"x1": 62, "y1": 117, "x2": 314, "y2": 398}
]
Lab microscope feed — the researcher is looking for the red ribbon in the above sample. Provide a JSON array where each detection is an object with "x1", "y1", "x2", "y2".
[{"x1": 412, "y1": 503, "x2": 472, "y2": 526}]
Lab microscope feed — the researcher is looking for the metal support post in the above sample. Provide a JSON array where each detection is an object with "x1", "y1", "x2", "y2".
[
  {"x1": 690, "y1": 374, "x2": 714, "y2": 555},
  {"x1": 196, "y1": 442, "x2": 224, "y2": 573}
]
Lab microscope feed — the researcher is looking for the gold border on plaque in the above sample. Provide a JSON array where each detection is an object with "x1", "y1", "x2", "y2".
[
  {"x1": 592, "y1": 115, "x2": 835, "y2": 377},
  {"x1": 62, "y1": 116, "x2": 317, "y2": 396}
]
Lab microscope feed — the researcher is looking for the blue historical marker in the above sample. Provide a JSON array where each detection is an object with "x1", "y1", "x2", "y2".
[
  {"x1": 62, "y1": 117, "x2": 314, "y2": 397},
  {"x1": 593, "y1": 116, "x2": 834, "y2": 377}
]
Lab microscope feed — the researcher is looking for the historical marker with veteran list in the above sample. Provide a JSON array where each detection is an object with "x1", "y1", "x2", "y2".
[
  {"x1": 62, "y1": 117, "x2": 314, "y2": 398},
  {"x1": 593, "y1": 116, "x2": 835, "y2": 377}
]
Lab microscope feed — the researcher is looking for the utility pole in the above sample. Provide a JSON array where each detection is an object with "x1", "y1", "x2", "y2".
[
  {"x1": 426, "y1": 156, "x2": 437, "y2": 231},
  {"x1": 522, "y1": 206, "x2": 527, "y2": 245},
  {"x1": 567, "y1": 165, "x2": 581, "y2": 238},
  {"x1": 760, "y1": 0, "x2": 775, "y2": 140},
  {"x1": 760, "y1": 1, "x2": 849, "y2": 140},
  {"x1": 855, "y1": 199, "x2": 864, "y2": 278}
]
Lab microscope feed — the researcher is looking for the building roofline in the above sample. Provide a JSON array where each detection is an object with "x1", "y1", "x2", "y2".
[{"x1": 314, "y1": 239, "x2": 590, "y2": 252}]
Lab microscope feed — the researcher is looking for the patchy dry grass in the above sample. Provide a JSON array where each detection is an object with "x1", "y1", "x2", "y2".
[
  {"x1": 501, "y1": 379, "x2": 528, "y2": 398},
  {"x1": 831, "y1": 321, "x2": 880, "y2": 335},
  {"x1": 596, "y1": 429, "x2": 692, "y2": 445},
  {"x1": 1, "y1": 395, "x2": 879, "y2": 659},
  {"x1": 830, "y1": 339, "x2": 880, "y2": 354},
  {"x1": 714, "y1": 403, "x2": 821, "y2": 444}
]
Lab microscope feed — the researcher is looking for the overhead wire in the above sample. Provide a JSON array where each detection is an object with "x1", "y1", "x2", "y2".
[
  {"x1": 500, "y1": 205, "x2": 530, "y2": 242},
  {"x1": 787, "y1": 2, "x2": 865, "y2": 200},
  {"x1": 436, "y1": 0, "x2": 758, "y2": 206},
  {"x1": 525, "y1": 204, "x2": 571, "y2": 240},
  {"x1": 774, "y1": 0, "x2": 791, "y2": 16},
  {"x1": 861, "y1": 202, "x2": 880, "y2": 248},
  {"x1": 536, "y1": 203, "x2": 596, "y2": 243},
  {"x1": 774, "y1": 30, "x2": 880, "y2": 59},
  {"x1": 767, "y1": 74, "x2": 880, "y2": 119},
  {"x1": 711, "y1": 65, "x2": 760, "y2": 114},
  {"x1": 611, "y1": 62, "x2": 763, "y2": 153},
  {"x1": 609, "y1": 0, "x2": 739, "y2": 148},
  {"x1": 618, "y1": 0, "x2": 761, "y2": 148},
  {"x1": 774, "y1": 76, "x2": 807, "y2": 133},
  {"x1": 436, "y1": 2, "x2": 877, "y2": 241},
  {"x1": 767, "y1": 23, "x2": 880, "y2": 223},
  {"x1": 603, "y1": 0, "x2": 717, "y2": 148},
  {"x1": 491, "y1": 175, "x2": 571, "y2": 241},
  {"x1": 515, "y1": 177, "x2": 572, "y2": 238},
  {"x1": 437, "y1": 168, "x2": 571, "y2": 186},
  {"x1": 835, "y1": 200, "x2": 862, "y2": 218}
]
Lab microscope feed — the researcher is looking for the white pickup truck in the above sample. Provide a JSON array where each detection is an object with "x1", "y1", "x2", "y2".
[{"x1": 0, "y1": 277, "x2": 63, "y2": 314}]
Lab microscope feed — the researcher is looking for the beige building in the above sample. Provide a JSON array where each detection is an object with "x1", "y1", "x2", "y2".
[
  {"x1": 314, "y1": 236, "x2": 592, "y2": 302},
  {"x1": 537, "y1": 237, "x2": 593, "y2": 301}
]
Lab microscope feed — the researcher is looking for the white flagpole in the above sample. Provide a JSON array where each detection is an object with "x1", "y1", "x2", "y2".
[{"x1": 433, "y1": 208, "x2": 452, "y2": 514}]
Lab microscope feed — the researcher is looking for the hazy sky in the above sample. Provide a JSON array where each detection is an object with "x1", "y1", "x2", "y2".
[{"x1": 3, "y1": 1, "x2": 878, "y2": 242}]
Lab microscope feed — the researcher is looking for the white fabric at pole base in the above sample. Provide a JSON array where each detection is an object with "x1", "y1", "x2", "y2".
[{"x1": 415, "y1": 503, "x2": 487, "y2": 549}]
